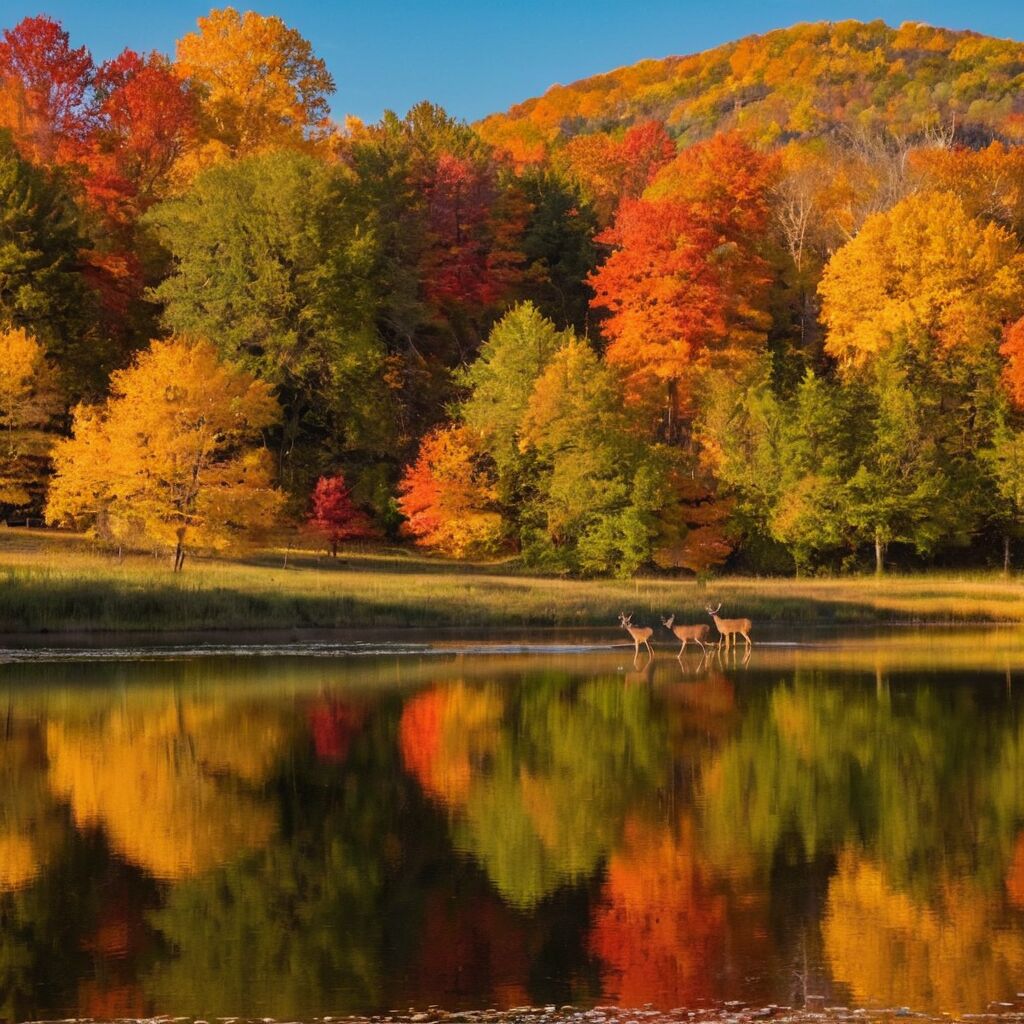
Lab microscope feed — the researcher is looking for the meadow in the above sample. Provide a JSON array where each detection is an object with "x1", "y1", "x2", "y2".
[{"x1": 4, "y1": 527, "x2": 1024, "y2": 635}]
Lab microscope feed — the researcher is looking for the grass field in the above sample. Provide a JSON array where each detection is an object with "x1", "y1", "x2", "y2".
[{"x1": 4, "y1": 527, "x2": 1024, "y2": 634}]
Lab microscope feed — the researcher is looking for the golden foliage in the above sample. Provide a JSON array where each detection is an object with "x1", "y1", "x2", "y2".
[
  {"x1": 45, "y1": 700, "x2": 287, "y2": 879},
  {"x1": 397, "y1": 426, "x2": 504, "y2": 558},
  {"x1": 819, "y1": 192, "x2": 1024, "y2": 371},
  {"x1": 46, "y1": 337, "x2": 283, "y2": 564},
  {"x1": 0, "y1": 326, "x2": 62, "y2": 506},
  {"x1": 824, "y1": 847, "x2": 1024, "y2": 1012},
  {"x1": 174, "y1": 6, "x2": 335, "y2": 172}
]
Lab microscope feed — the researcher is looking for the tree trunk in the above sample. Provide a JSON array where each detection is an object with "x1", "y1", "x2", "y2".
[
  {"x1": 1004, "y1": 535, "x2": 1012, "y2": 577},
  {"x1": 874, "y1": 531, "x2": 885, "y2": 577},
  {"x1": 173, "y1": 529, "x2": 186, "y2": 573}
]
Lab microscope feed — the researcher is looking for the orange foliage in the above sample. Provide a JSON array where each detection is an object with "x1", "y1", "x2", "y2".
[
  {"x1": 590, "y1": 135, "x2": 774, "y2": 416},
  {"x1": 1000, "y1": 317, "x2": 1024, "y2": 410},
  {"x1": 479, "y1": 22, "x2": 1024, "y2": 157},
  {"x1": 590, "y1": 816, "x2": 742, "y2": 1007},
  {"x1": 397, "y1": 425, "x2": 504, "y2": 558},
  {"x1": 398, "y1": 684, "x2": 503, "y2": 807},
  {"x1": 910, "y1": 142, "x2": 1024, "y2": 235},
  {"x1": 563, "y1": 120, "x2": 675, "y2": 220}
]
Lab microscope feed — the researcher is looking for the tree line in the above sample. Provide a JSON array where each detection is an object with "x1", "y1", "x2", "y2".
[{"x1": 4, "y1": 10, "x2": 1024, "y2": 574}]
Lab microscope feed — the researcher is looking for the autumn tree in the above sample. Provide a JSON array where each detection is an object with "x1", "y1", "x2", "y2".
[
  {"x1": 308, "y1": 473, "x2": 376, "y2": 556},
  {"x1": 89, "y1": 49, "x2": 198, "y2": 209},
  {"x1": 910, "y1": 141, "x2": 1024, "y2": 237},
  {"x1": 0, "y1": 15, "x2": 94, "y2": 165},
  {"x1": 342, "y1": 103, "x2": 523, "y2": 443},
  {"x1": 819, "y1": 192, "x2": 1024, "y2": 570},
  {"x1": 146, "y1": 150, "x2": 386, "y2": 497},
  {"x1": 0, "y1": 327, "x2": 62, "y2": 512},
  {"x1": 562, "y1": 120, "x2": 675, "y2": 223},
  {"x1": 174, "y1": 7, "x2": 335, "y2": 168},
  {"x1": 397, "y1": 425, "x2": 504, "y2": 558},
  {"x1": 46, "y1": 337, "x2": 283, "y2": 570},
  {"x1": 589, "y1": 134, "x2": 776, "y2": 437}
]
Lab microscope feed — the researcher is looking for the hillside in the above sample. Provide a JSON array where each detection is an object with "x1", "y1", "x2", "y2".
[{"x1": 478, "y1": 20, "x2": 1024, "y2": 160}]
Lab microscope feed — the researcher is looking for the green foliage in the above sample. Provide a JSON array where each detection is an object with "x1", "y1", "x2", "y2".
[
  {"x1": 146, "y1": 150, "x2": 387, "y2": 498},
  {"x1": 0, "y1": 131, "x2": 94, "y2": 396}
]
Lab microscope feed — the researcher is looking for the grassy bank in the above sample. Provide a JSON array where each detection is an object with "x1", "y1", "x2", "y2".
[{"x1": 4, "y1": 527, "x2": 1024, "y2": 634}]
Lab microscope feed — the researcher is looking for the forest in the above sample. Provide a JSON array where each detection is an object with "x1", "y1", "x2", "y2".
[{"x1": 5, "y1": 10, "x2": 1024, "y2": 576}]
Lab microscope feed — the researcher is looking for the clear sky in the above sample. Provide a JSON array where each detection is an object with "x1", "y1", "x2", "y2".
[{"x1": 12, "y1": 1, "x2": 1024, "y2": 123}]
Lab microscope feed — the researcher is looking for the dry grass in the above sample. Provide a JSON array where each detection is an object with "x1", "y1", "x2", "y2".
[{"x1": 4, "y1": 527, "x2": 1024, "y2": 633}]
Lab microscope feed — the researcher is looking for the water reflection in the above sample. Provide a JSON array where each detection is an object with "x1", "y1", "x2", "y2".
[{"x1": 1, "y1": 634, "x2": 1024, "y2": 1019}]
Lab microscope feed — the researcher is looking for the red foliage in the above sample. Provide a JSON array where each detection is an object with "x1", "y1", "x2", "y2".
[
  {"x1": 308, "y1": 474, "x2": 376, "y2": 556},
  {"x1": 89, "y1": 49, "x2": 198, "y2": 213},
  {"x1": 589, "y1": 134, "x2": 775, "y2": 420},
  {"x1": 1001, "y1": 317, "x2": 1024, "y2": 410},
  {"x1": 617, "y1": 120, "x2": 677, "y2": 198},
  {"x1": 307, "y1": 699, "x2": 368, "y2": 764},
  {"x1": 0, "y1": 15, "x2": 94, "y2": 164}
]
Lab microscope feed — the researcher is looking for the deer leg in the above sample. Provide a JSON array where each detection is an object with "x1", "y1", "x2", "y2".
[
  {"x1": 644, "y1": 637, "x2": 653, "y2": 655},
  {"x1": 741, "y1": 631, "x2": 752, "y2": 647},
  {"x1": 695, "y1": 637, "x2": 707, "y2": 653},
  {"x1": 678, "y1": 638, "x2": 687, "y2": 658}
]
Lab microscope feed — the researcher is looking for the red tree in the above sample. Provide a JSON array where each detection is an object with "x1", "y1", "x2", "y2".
[
  {"x1": 308, "y1": 474, "x2": 376, "y2": 556},
  {"x1": 589, "y1": 134, "x2": 776, "y2": 431},
  {"x1": 89, "y1": 49, "x2": 198, "y2": 213},
  {"x1": 0, "y1": 15, "x2": 94, "y2": 165}
]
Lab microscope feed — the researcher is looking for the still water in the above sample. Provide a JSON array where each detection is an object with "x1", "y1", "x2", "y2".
[{"x1": 2, "y1": 630, "x2": 1024, "y2": 1021}]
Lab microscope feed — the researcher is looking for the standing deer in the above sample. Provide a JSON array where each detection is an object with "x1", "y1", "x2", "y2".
[
  {"x1": 618, "y1": 612, "x2": 654, "y2": 658},
  {"x1": 661, "y1": 614, "x2": 711, "y2": 656},
  {"x1": 705, "y1": 603, "x2": 753, "y2": 649}
]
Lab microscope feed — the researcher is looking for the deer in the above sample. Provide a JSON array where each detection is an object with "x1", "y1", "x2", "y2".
[
  {"x1": 618, "y1": 612, "x2": 654, "y2": 658},
  {"x1": 661, "y1": 614, "x2": 711, "y2": 657},
  {"x1": 705, "y1": 603, "x2": 753, "y2": 649}
]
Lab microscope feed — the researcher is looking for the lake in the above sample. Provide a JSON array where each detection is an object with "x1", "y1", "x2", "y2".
[{"x1": 2, "y1": 629, "x2": 1024, "y2": 1021}]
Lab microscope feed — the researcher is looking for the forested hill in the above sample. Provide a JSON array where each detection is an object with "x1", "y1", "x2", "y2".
[{"x1": 478, "y1": 20, "x2": 1024, "y2": 159}]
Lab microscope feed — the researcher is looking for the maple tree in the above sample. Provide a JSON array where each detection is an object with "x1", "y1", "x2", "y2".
[
  {"x1": 46, "y1": 337, "x2": 283, "y2": 570},
  {"x1": 308, "y1": 473, "x2": 377, "y2": 556},
  {"x1": 89, "y1": 49, "x2": 198, "y2": 209},
  {"x1": 562, "y1": 120, "x2": 675, "y2": 222},
  {"x1": 397, "y1": 425, "x2": 503, "y2": 558},
  {"x1": 589, "y1": 134, "x2": 776, "y2": 434},
  {"x1": 0, "y1": 15, "x2": 93, "y2": 165}
]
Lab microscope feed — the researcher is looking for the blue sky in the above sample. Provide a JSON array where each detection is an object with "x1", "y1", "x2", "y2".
[{"x1": 11, "y1": 1, "x2": 1024, "y2": 123}]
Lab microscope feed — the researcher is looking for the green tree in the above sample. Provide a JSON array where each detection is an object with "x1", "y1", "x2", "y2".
[
  {"x1": 514, "y1": 167, "x2": 599, "y2": 332},
  {"x1": 146, "y1": 150, "x2": 386, "y2": 499},
  {"x1": 0, "y1": 131, "x2": 95, "y2": 396},
  {"x1": 519, "y1": 339, "x2": 662, "y2": 575}
]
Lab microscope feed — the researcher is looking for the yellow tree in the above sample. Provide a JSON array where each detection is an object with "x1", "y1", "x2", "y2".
[
  {"x1": 819, "y1": 191, "x2": 1024, "y2": 371},
  {"x1": 46, "y1": 337, "x2": 283, "y2": 570},
  {"x1": 175, "y1": 7, "x2": 335, "y2": 171},
  {"x1": 0, "y1": 326, "x2": 62, "y2": 509}
]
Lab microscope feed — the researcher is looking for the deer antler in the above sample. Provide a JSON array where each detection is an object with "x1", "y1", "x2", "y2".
[
  {"x1": 707, "y1": 602, "x2": 722, "y2": 615},
  {"x1": 661, "y1": 614, "x2": 675, "y2": 629}
]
